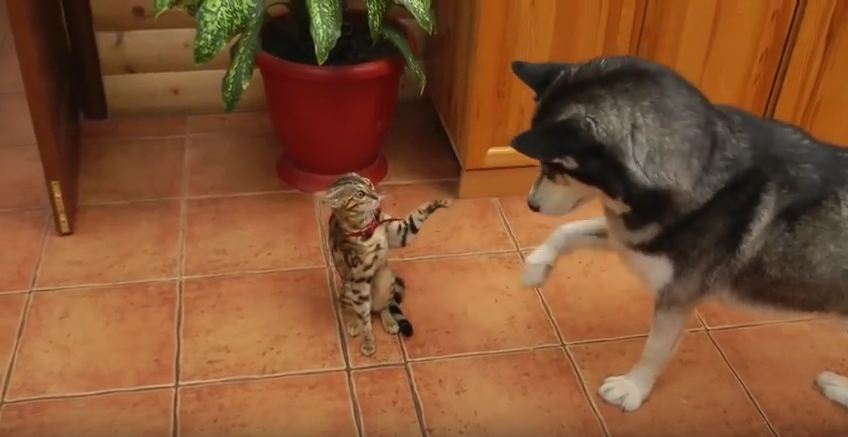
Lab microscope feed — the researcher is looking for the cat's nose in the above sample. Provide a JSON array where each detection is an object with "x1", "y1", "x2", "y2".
[{"x1": 528, "y1": 201, "x2": 540, "y2": 212}]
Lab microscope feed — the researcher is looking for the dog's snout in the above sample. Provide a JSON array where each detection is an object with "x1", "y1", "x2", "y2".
[{"x1": 527, "y1": 201, "x2": 540, "y2": 212}]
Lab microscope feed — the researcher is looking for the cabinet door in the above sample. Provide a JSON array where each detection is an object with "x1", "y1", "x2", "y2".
[
  {"x1": 637, "y1": 0, "x2": 797, "y2": 116},
  {"x1": 773, "y1": 0, "x2": 848, "y2": 146},
  {"x1": 428, "y1": 0, "x2": 646, "y2": 170}
]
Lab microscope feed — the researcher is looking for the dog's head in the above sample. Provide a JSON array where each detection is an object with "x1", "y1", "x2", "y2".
[{"x1": 510, "y1": 57, "x2": 715, "y2": 219}]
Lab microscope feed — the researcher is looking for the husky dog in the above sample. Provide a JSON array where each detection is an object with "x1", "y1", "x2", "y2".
[{"x1": 510, "y1": 56, "x2": 848, "y2": 412}]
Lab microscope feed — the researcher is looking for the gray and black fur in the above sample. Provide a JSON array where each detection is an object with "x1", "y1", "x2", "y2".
[
  {"x1": 324, "y1": 173, "x2": 450, "y2": 356},
  {"x1": 510, "y1": 56, "x2": 848, "y2": 412}
]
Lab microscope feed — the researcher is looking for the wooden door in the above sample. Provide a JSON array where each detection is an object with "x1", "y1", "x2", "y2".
[
  {"x1": 637, "y1": 0, "x2": 798, "y2": 116},
  {"x1": 428, "y1": 0, "x2": 646, "y2": 170},
  {"x1": 7, "y1": 0, "x2": 82, "y2": 234},
  {"x1": 773, "y1": 0, "x2": 848, "y2": 146}
]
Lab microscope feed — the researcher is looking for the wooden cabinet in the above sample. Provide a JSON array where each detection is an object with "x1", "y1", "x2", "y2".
[
  {"x1": 429, "y1": 0, "x2": 848, "y2": 198},
  {"x1": 638, "y1": 0, "x2": 797, "y2": 115},
  {"x1": 427, "y1": 0, "x2": 646, "y2": 184},
  {"x1": 773, "y1": 0, "x2": 848, "y2": 146}
]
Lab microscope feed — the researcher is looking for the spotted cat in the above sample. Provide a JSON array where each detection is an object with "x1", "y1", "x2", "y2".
[{"x1": 323, "y1": 174, "x2": 451, "y2": 356}]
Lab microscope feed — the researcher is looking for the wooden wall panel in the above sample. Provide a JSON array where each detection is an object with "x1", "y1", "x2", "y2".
[
  {"x1": 90, "y1": 0, "x2": 195, "y2": 31},
  {"x1": 773, "y1": 0, "x2": 848, "y2": 146},
  {"x1": 427, "y1": 0, "x2": 646, "y2": 170},
  {"x1": 637, "y1": 0, "x2": 798, "y2": 115},
  {"x1": 96, "y1": 28, "x2": 229, "y2": 75},
  {"x1": 103, "y1": 69, "x2": 266, "y2": 114}
]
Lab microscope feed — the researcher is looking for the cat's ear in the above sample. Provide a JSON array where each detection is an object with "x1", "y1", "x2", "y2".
[{"x1": 320, "y1": 186, "x2": 347, "y2": 209}]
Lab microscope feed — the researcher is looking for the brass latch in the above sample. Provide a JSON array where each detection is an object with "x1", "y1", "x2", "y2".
[{"x1": 49, "y1": 180, "x2": 70, "y2": 234}]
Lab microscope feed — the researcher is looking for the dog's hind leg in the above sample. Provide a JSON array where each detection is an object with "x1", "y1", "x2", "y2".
[
  {"x1": 817, "y1": 371, "x2": 848, "y2": 408},
  {"x1": 599, "y1": 299, "x2": 693, "y2": 412}
]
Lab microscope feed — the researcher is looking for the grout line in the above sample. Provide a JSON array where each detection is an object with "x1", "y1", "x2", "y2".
[
  {"x1": 316, "y1": 204, "x2": 365, "y2": 437},
  {"x1": 178, "y1": 365, "x2": 348, "y2": 388},
  {"x1": 404, "y1": 362, "x2": 429, "y2": 437},
  {"x1": 346, "y1": 372, "x2": 366, "y2": 437},
  {"x1": 399, "y1": 333, "x2": 429, "y2": 437},
  {"x1": 3, "y1": 383, "x2": 175, "y2": 405},
  {"x1": 0, "y1": 213, "x2": 51, "y2": 405},
  {"x1": 560, "y1": 346, "x2": 612, "y2": 437},
  {"x1": 701, "y1": 316, "x2": 821, "y2": 333},
  {"x1": 0, "y1": 206, "x2": 48, "y2": 215},
  {"x1": 388, "y1": 249, "x2": 517, "y2": 263},
  {"x1": 172, "y1": 131, "x2": 190, "y2": 437},
  {"x1": 405, "y1": 343, "x2": 562, "y2": 365},
  {"x1": 182, "y1": 264, "x2": 328, "y2": 281},
  {"x1": 493, "y1": 200, "x2": 610, "y2": 435},
  {"x1": 703, "y1": 331, "x2": 780, "y2": 436},
  {"x1": 31, "y1": 277, "x2": 180, "y2": 293},
  {"x1": 72, "y1": 177, "x2": 461, "y2": 209}
]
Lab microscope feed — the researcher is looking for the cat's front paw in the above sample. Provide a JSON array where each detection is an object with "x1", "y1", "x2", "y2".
[
  {"x1": 434, "y1": 199, "x2": 452, "y2": 209},
  {"x1": 523, "y1": 245, "x2": 557, "y2": 287}
]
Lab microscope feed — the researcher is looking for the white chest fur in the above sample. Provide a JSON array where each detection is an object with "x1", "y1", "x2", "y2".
[{"x1": 620, "y1": 250, "x2": 674, "y2": 293}]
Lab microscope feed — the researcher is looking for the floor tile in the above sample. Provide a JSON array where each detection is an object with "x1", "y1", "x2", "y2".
[
  {"x1": 411, "y1": 349, "x2": 603, "y2": 436},
  {"x1": 185, "y1": 193, "x2": 323, "y2": 276},
  {"x1": 570, "y1": 333, "x2": 771, "y2": 437},
  {"x1": 0, "y1": 92, "x2": 35, "y2": 147},
  {"x1": 81, "y1": 116, "x2": 186, "y2": 140},
  {"x1": 179, "y1": 372, "x2": 357, "y2": 437},
  {"x1": 36, "y1": 201, "x2": 180, "y2": 287},
  {"x1": 0, "y1": 210, "x2": 45, "y2": 292},
  {"x1": 352, "y1": 367, "x2": 421, "y2": 437},
  {"x1": 383, "y1": 102, "x2": 459, "y2": 183},
  {"x1": 0, "y1": 294, "x2": 26, "y2": 389},
  {"x1": 329, "y1": 276, "x2": 405, "y2": 368},
  {"x1": 697, "y1": 299, "x2": 814, "y2": 328},
  {"x1": 186, "y1": 132, "x2": 284, "y2": 196},
  {"x1": 7, "y1": 282, "x2": 177, "y2": 399},
  {"x1": 187, "y1": 111, "x2": 273, "y2": 134},
  {"x1": 181, "y1": 270, "x2": 343, "y2": 382},
  {"x1": 713, "y1": 321, "x2": 848, "y2": 436},
  {"x1": 499, "y1": 197, "x2": 603, "y2": 249},
  {"x1": 0, "y1": 38, "x2": 23, "y2": 93},
  {"x1": 375, "y1": 181, "x2": 513, "y2": 258},
  {"x1": 539, "y1": 251, "x2": 702, "y2": 342},
  {"x1": 396, "y1": 254, "x2": 558, "y2": 359},
  {"x1": 0, "y1": 389, "x2": 174, "y2": 437},
  {"x1": 0, "y1": 145, "x2": 46, "y2": 209},
  {"x1": 79, "y1": 137, "x2": 184, "y2": 203}
]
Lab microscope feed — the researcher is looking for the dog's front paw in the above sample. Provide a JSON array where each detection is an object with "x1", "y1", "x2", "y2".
[
  {"x1": 523, "y1": 246, "x2": 556, "y2": 287},
  {"x1": 599, "y1": 375, "x2": 652, "y2": 412}
]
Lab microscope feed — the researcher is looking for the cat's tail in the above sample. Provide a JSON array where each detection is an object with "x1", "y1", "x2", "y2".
[{"x1": 391, "y1": 277, "x2": 413, "y2": 337}]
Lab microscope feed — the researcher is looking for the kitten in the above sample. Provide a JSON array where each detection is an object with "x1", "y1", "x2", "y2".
[{"x1": 323, "y1": 173, "x2": 450, "y2": 356}]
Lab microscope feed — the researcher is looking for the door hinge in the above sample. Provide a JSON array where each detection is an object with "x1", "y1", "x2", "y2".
[{"x1": 49, "y1": 180, "x2": 71, "y2": 234}]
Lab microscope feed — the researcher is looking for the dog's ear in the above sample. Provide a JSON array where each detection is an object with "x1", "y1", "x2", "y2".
[
  {"x1": 511, "y1": 61, "x2": 568, "y2": 97},
  {"x1": 511, "y1": 118, "x2": 593, "y2": 162}
]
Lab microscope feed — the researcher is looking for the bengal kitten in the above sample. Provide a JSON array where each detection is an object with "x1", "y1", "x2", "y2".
[{"x1": 323, "y1": 174, "x2": 450, "y2": 356}]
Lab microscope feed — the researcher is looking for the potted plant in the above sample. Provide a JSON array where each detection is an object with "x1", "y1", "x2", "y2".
[{"x1": 154, "y1": 0, "x2": 434, "y2": 192}]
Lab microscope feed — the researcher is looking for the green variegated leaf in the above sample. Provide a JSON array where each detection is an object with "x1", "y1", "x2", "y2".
[
  {"x1": 194, "y1": 0, "x2": 256, "y2": 64},
  {"x1": 381, "y1": 23, "x2": 425, "y2": 94},
  {"x1": 394, "y1": 0, "x2": 434, "y2": 34},
  {"x1": 365, "y1": 0, "x2": 390, "y2": 41},
  {"x1": 222, "y1": 7, "x2": 264, "y2": 111},
  {"x1": 306, "y1": 0, "x2": 343, "y2": 65},
  {"x1": 154, "y1": 0, "x2": 176, "y2": 18},
  {"x1": 177, "y1": 0, "x2": 203, "y2": 16},
  {"x1": 154, "y1": 0, "x2": 202, "y2": 18}
]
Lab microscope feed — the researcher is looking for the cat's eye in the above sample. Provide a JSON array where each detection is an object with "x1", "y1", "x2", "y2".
[{"x1": 356, "y1": 191, "x2": 365, "y2": 198}]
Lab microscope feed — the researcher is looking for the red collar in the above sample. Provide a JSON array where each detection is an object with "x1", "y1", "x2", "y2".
[{"x1": 344, "y1": 209, "x2": 401, "y2": 239}]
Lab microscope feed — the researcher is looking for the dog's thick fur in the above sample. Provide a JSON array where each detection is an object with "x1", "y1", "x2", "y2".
[{"x1": 510, "y1": 56, "x2": 848, "y2": 412}]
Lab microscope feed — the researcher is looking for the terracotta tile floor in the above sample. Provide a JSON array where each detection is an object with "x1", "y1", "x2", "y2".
[{"x1": 1, "y1": 32, "x2": 847, "y2": 437}]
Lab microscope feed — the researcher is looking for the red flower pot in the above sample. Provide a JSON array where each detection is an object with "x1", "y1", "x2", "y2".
[{"x1": 255, "y1": 14, "x2": 409, "y2": 193}]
